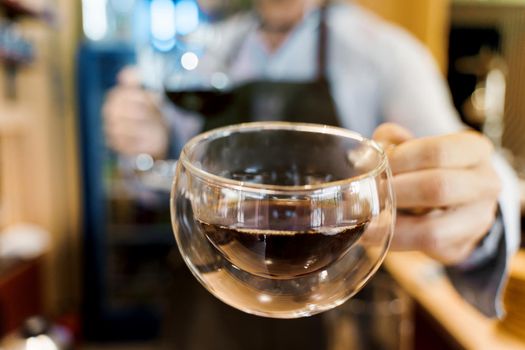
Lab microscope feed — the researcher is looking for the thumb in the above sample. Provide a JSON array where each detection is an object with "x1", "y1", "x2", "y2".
[
  {"x1": 118, "y1": 66, "x2": 142, "y2": 87},
  {"x1": 373, "y1": 123, "x2": 430, "y2": 215},
  {"x1": 372, "y1": 123, "x2": 414, "y2": 148},
  {"x1": 118, "y1": 66, "x2": 163, "y2": 114}
]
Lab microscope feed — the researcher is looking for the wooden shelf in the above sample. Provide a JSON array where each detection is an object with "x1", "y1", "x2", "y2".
[
  {"x1": 0, "y1": 110, "x2": 28, "y2": 136},
  {"x1": 385, "y1": 252, "x2": 525, "y2": 350}
]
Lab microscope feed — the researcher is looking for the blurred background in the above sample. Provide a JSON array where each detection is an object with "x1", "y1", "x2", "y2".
[{"x1": 0, "y1": 0, "x2": 524, "y2": 349}]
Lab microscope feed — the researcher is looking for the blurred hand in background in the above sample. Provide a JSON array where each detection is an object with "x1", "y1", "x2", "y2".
[{"x1": 103, "y1": 67, "x2": 170, "y2": 159}]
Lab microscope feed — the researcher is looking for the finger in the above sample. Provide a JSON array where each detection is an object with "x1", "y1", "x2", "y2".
[
  {"x1": 104, "y1": 103, "x2": 157, "y2": 127},
  {"x1": 104, "y1": 120, "x2": 142, "y2": 141},
  {"x1": 105, "y1": 132, "x2": 139, "y2": 155},
  {"x1": 103, "y1": 100, "x2": 165, "y2": 133},
  {"x1": 389, "y1": 131, "x2": 493, "y2": 174},
  {"x1": 106, "y1": 86, "x2": 156, "y2": 109},
  {"x1": 392, "y1": 199, "x2": 497, "y2": 265},
  {"x1": 104, "y1": 120, "x2": 144, "y2": 140},
  {"x1": 393, "y1": 164, "x2": 501, "y2": 208},
  {"x1": 372, "y1": 123, "x2": 414, "y2": 147},
  {"x1": 104, "y1": 117, "x2": 168, "y2": 158},
  {"x1": 104, "y1": 114, "x2": 164, "y2": 142},
  {"x1": 106, "y1": 88, "x2": 162, "y2": 123},
  {"x1": 107, "y1": 131, "x2": 149, "y2": 156},
  {"x1": 118, "y1": 66, "x2": 142, "y2": 87}
]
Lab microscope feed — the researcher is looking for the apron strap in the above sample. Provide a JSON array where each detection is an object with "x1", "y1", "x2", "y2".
[{"x1": 317, "y1": 0, "x2": 331, "y2": 81}]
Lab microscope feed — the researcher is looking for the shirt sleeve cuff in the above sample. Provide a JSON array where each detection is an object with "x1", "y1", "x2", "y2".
[
  {"x1": 445, "y1": 208, "x2": 508, "y2": 318},
  {"x1": 455, "y1": 206, "x2": 504, "y2": 271}
]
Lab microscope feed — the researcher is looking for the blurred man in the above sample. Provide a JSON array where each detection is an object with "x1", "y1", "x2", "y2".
[{"x1": 103, "y1": 0, "x2": 519, "y2": 347}]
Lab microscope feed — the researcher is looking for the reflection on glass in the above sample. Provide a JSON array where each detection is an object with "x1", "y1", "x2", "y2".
[
  {"x1": 325, "y1": 272, "x2": 413, "y2": 350},
  {"x1": 171, "y1": 122, "x2": 395, "y2": 318}
]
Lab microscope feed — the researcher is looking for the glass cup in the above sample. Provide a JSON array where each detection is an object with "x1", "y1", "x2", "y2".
[
  {"x1": 324, "y1": 272, "x2": 413, "y2": 350},
  {"x1": 171, "y1": 122, "x2": 395, "y2": 318}
]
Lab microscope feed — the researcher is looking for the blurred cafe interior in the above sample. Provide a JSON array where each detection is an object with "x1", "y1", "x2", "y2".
[{"x1": 0, "y1": 0, "x2": 525, "y2": 349}]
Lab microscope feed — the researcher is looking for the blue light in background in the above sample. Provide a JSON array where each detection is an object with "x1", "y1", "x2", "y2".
[
  {"x1": 133, "y1": 0, "x2": 150, "y2": 46},
  {"x1": 110, "y1": 0, "x2": 135, "y2": 14},
  {"x1": 174, "y1": 0, "x2": 200, "y2": 36},
  {"x1": 150, "y1": 0, "x2": 176, "y2": 51},
  {"x1": 181, "y1": 51, "x2": 199, "y2": 70},
  {"x1": 82, "y1": 0, "x2": 108, "y2": 41}
]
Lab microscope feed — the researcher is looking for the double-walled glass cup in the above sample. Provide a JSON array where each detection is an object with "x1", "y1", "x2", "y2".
[{"x1": 171, "y1": 122, "x2": 395, "y2": 318}]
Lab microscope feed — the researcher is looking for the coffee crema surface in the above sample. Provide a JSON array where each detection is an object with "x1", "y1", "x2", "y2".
[{"x1": 198, "y1": 200, "x2": 369, "y2": 279}]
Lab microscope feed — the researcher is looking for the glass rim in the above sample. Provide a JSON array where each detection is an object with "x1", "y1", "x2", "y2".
[{"x1": 179, "y1": 121, "x2": 389, "y2": 194}]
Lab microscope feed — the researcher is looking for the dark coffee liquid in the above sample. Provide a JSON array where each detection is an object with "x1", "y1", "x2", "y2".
[
  {"x1": 197, "y1": 201, "x2": 369, "y2": 279},
  {"x1": 165, "y1": 89, "x2": 233, "y2": 116}
]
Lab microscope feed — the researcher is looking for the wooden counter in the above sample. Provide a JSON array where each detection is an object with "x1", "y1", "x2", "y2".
[{"x1": 385, "y1": 252, "x2": 525, "y2": 350}]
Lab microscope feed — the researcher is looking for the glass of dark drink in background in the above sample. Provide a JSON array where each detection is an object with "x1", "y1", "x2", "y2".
[{"x1": 171, "y1": 122, "x2": 395, "y2": 318}]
